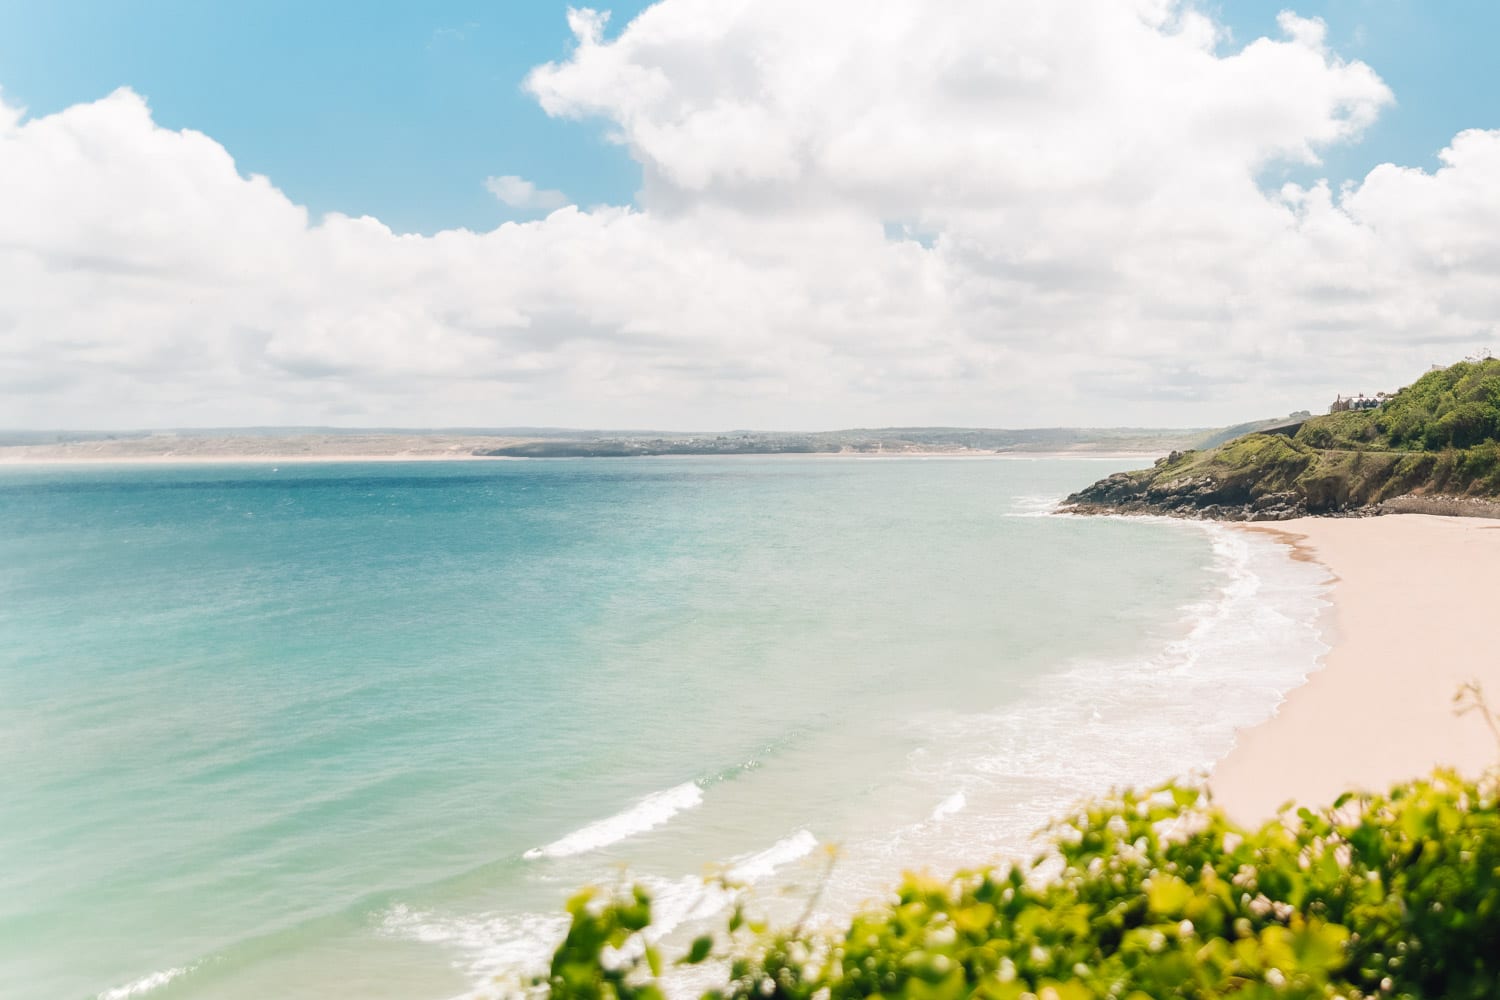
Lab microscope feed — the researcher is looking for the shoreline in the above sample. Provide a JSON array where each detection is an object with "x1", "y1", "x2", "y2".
[
  {"x1": 0, "y1": 452, "x2": 509, "y2": 466},
  {"x1": 0, "y1": 449, "x2": 1166, "y2": 467},
  {"x1": 1211, "y1": 514, "x2": 1500, "y2": 823}
]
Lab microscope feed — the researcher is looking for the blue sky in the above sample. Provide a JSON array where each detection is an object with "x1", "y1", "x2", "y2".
[
  {"x1": 1215, "y1": 0, "x2": 1500, "y2": 185},
  {"x1": 1, "y1": 0, "x2": 1494, "y2": 236},
  {"x1": 0, "y1": 0, "x2": 653, "y2": 234}
]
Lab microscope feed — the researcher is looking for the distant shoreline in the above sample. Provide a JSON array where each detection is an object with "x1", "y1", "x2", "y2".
[
  {"x1": 0, "y1": 452, "x2": 506, "y2": 466},
  {"x1": 0, "y1": 426, "x2": 1210, "y2": 466},
  {"x1": 0, "y1": 449, "x2": 1166, "y2": 467}
]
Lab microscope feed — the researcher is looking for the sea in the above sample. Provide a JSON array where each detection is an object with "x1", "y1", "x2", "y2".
[{"x1": 0, "y1": 456, "x2": 1329, "y2": 1000}]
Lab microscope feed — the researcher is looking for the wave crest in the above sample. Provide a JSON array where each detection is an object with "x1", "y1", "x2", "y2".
[
  {"x1": 524, "y1": 782, "x2": 704, "y2": 860},
  {"x1": 930, "y1": 792, "x2": 967, "y2": 821},
  {"x1": 97, "y1": 967, "x2": 189, "y2": 1000}
]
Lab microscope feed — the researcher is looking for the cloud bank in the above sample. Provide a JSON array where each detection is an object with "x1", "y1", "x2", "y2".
[{"x1": 2, "y1": 0, "x2": 1498, "y2": 429}]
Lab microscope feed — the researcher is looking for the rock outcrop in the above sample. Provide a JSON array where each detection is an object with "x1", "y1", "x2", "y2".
[{"x1": 1062, "y1": 457, "x2": 1314, "y2": 521}]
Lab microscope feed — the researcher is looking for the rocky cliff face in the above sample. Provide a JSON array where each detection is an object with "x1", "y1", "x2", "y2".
[
  {"x1": 1061, "y1": 436, "x2": 1417, "y2": 521},
  {"x1": 1063, "y1": 464, "x2": 1310, "y2": 521},
  {"x1": 1061, "y1": 441, "x2": 1319, "y2": 520}
]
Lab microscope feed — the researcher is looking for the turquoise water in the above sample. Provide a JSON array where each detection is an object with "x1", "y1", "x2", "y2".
[{"x1": 0, "y1": 458, "x2": 1327, "y2": 999}]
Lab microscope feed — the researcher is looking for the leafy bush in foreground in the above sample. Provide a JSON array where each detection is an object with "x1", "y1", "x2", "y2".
[{"x1": 533, "y1": 771, "x2": 1500, "y2": 1000}]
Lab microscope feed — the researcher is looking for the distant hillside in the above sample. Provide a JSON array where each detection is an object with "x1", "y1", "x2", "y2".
[
  {"x1": 1188, "y1": 412, "x2": 1314, "y2": 451},
  {"x1": 0, "y1": 425, "x2": 1220, "y2": 463},
  {"x1": 473, "y1": 426, "x2": 1214, "y2": 458},
  {"x1": 1064, "y1": 359, "x2": 1500, "y2": 520}
]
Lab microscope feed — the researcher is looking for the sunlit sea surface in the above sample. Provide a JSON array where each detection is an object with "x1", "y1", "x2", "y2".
[{"x1": 0, "y1": 457, "x2": 1328, "y2": 1000}]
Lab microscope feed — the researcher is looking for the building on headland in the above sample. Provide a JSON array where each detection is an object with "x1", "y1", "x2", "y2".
[{"x1": 1329, "y1": 393, "x2": 1386, "y2": 414}]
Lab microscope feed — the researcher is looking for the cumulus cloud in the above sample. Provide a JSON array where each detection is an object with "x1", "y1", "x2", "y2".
[
  {"x1": 484, "y1": 174, "x2": 569, "y2": 211},
  {"x1": 2, "y1": 1, "x2": 1498, "y2": 429}
]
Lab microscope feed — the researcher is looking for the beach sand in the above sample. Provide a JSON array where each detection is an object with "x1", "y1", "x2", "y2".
[{"x1": 1212, "y1": 513, "x2": 1500, "y2": 823}]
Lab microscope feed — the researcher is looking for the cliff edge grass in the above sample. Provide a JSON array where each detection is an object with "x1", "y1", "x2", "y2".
[{"x1": 1064, "y1": 358, "x2": 1500, "y2": 520}]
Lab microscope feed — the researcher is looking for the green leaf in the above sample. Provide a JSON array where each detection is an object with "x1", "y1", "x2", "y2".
[
  {"x1": 1146, "y1": 874, "x2": 1194, "y2": 917},
  {"x1": 680, "y1": 935, "x2": 714, "y2": 965}
]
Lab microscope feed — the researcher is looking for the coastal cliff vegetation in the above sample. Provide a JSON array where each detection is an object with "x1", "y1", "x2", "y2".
[
  {"x1": 532, "y1": 770, "x2": 1500, "y2": 1000},
  {"x1": 1065, "y1": 359, "x2": 1500, "y2": 519}
]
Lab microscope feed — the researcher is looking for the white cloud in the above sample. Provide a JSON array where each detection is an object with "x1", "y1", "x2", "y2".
[
  {"x1": 484, "y1": 174, "x2": 569, "y2": 211},
  {"x1": 2, "y1": 1, "x2": 1498, "y2": 430}
]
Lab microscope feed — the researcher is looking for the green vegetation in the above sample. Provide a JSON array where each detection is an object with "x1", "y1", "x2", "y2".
[
  {"x1": 1190, "y1": 412, "x2": 1314, "y2": 452},
  {"x1": 534, "y1": 770, "x2": 1500, "y2": 1000},
  {"x1": 1067, "y1": 359, "x2": 1500, "y2": 517},
  {"x1": 1297, "y1": 361, "x2": 1500, "y2": 452}
]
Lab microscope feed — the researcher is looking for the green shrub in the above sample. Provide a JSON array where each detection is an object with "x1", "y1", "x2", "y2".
[
  {"x1": 1374, "y1": 360, "x2": 1500, "y2": 451},
  {"x1": 1296, "y1": 412, "x2": 1376, "y2": 451},
  {"x1": 1431, "y1": 402, "x2": 1500, "y2": 450},
  {"x1": 535, "y1": 771, "x2": 1500, "y2": 1000},
  {"x1": 1459, "y1": 443, "x2": 1500, "y2": 478}
]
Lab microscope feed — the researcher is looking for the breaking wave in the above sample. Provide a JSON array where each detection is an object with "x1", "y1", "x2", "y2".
[
  {"x1": 97, "y1": 967, "x2": 190, "y2": 1000},
  {"x1": 524, "y1": 782, "x2": 704, "y2": 860}
]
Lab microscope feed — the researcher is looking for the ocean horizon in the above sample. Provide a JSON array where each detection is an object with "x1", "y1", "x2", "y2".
[{"x1": 0, "y1": 457, "x2": 1328, "y2": 1000}]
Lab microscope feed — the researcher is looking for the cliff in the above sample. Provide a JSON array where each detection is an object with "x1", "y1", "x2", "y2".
[{"x1": 1064, "y1": 358, "x2": 1500, "y2": 520}]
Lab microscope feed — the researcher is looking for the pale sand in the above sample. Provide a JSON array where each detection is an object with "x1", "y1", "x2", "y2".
[{"x1": 1212, "y1": 514, "x2": 1500, "y2": 823}]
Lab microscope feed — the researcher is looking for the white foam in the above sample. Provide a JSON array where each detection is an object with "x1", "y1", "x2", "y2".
[
  {"x1": 524, "y1": 782, "x2": 704, "y2": 860},
  {"x1": 640, "y1": 829, "x2": 821, "y2": 941},
  {"x1": 634, "y1": 877, "x2": 734, "y2": 944},
  {"x1": 812, "y1": 518, "x2": 1332, "y2": 918},
  {"x1": 97, "y1": 967, "x2": 189, "y2": 1000},
  {"x1": 1004, "y1": 494, "x2": 1066, "y2": 518},
  {"x1": 387, "y1": 829, "x2": 818, "y2": 999},
  {"x1": 930, "y1": 791, "x2": 966, "y2": 821},
  {"x1": 728, "y1": 829, "x2": 818, "y2": 882},
  {"x1": 381, "y1": 904, "x2": 568, "y2": 985}
]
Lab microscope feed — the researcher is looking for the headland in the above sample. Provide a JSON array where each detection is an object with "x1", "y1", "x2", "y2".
[{"x1": 1064, "y1": 358, "x2": 1500, "y2": 521}]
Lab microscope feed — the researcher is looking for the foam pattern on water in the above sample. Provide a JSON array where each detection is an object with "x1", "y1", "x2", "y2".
[
  {"x1": 812, "y1": 520, "x2": 1330, "y2": 917},
  {"x1": 96, "y1": 967, "x2": 190, "y2": 1000}
]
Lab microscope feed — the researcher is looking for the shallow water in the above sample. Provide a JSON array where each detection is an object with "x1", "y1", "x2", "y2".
[{"x1": 0, "y1": 457, "x2": 1327, "y2": 999}]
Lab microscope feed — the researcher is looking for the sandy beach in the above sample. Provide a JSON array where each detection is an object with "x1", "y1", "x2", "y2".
[{"x1": 1212, "y1": 514, "x2": 1500, "y2": 823}]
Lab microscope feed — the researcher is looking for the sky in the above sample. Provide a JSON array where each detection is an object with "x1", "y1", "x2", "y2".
[{"x1": 0, "y1": 0, "x2": 1498, "y2": 430}]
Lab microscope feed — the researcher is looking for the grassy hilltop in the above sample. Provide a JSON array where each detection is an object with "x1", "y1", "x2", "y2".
[{"x1": 1065, "y1": 359, "x2": 1500, "y2": 520}]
